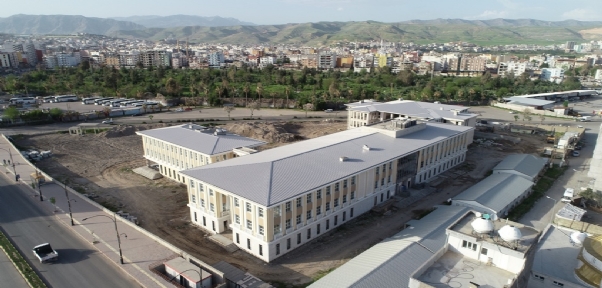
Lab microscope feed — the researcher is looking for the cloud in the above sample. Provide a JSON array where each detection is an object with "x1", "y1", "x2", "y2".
[
  {"x1": 337, "y1": 7, "x2": 344, "y2": 11},
  {"x1": 497, "y1": 0, "x2": 519, "y2": 10},
  {"x1": 465, "y1": 10, "x2": 508, "y2": 20},
  {"x1": 562, "y1": 9, "x2": 602, "y2": 21}
]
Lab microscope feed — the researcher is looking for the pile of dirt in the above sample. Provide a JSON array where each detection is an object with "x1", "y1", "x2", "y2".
[
  {"x1": 223, "y1": 122, "x2": 297, "y2": 143},
  {"x1": 100, "y1": 123, "x2": 171, "y2": 138}
]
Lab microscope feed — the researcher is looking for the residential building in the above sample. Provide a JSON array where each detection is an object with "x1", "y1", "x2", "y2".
[
  {"x1": 0, "y1": 53, "x2": 11, "y2": 67},
  {"x1": 492, "y1": 154, "x2": 548, "y2": 181},
  {"x1": 345, "y1": 99, "x2": 479, "y2": 128},
  {"x1": 299, "y1": 55, "x2": 318, "y2": 69},
  {"x1": 208, "y1": 52, "x2": 225, "y2": 67},
  {"x1": 336, "y1": 56, "x2": 353, "y2": 68},
  {"x1": 141, "y1": 51, "x2": 172, "y2": 68},
  {"x1": 181, "y1": 120, "x2": 474, "y2": 262},
  {"x1": 374, "y1": 53, "x2": 393, "y2": 68},
  {"x1": 451, "y1": 173, "x2": 534, "y2": 220},
  {"x1": 540, "y1": 68, "x2": 565, "y2": 83},
  {"x1": 459, "y1": 56, "x2": 487, "y2": 72},
  {"x1": 24, "y1": 41, "x2": 37, "y2": 66},
  {"x1": 317, "y1": 52, "x2": 336, "y2": 69},
  {"x1": 311, "y1": 208, "x2": 540, "y2": 288},
  {"x1": 136, "y1": 124, "x2": 266, "y2": 184}
]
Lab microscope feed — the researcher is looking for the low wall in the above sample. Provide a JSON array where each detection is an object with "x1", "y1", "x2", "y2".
[
  {"x1": 555, "y1": 216, "x2": 602, "y2": 235},
  {"x1": 0, "y1": 134, "x2": 227, "y2": 284}
]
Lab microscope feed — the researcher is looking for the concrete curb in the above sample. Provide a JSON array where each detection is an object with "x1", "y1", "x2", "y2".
[{"x1": 0, "y1": 230, "x2": 47, "y2": 288}]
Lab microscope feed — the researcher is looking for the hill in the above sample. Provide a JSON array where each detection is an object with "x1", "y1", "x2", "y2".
[
  {"x1": 111, "y1": 15, "x2": 255, "y2": 28},
  {"x1": 0, "y1": 14, "x2": 145, "y2": 35},
  {"x1": 109, "y1": 19, "x2": 602, "y2": 45}
]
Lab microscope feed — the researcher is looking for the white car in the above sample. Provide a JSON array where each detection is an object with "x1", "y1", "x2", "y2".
[
  {"x1": 102, "y1": 119, "x2": 114, "y2": 124},
  {"x1": 508, "y1": 111, "x2": 516, "y2": 114}
]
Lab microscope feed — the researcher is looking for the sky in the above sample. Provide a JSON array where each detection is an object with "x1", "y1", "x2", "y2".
[{"x1": 1, "y1": 0, "x2": 602, "y2": 25}]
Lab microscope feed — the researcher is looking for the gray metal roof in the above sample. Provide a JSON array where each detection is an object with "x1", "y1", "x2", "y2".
[
  {"x1": 453, "y1": 174, "x2": 534, "y2": 213},
  {"x1": 532, "y1": 226, "x2": 582, "y2": 284},
  {"x1": 212, "y1": 261, "x2": 272, "y2": 288},
  {"x1": 492, "y1": 154, "x2": 548, "y2": 179},
  {"x1": 309, "y1": 206, "x2": 469, "y2": 288},
  {"x1": 181, "y1": 123, "x2": 473, "y2": 207},
  {"x1": 504, "y1": 97, "x2": 555, "y2": 106},
  {"x1": 136, "y1": 124, "x2": 266, "y2": 155},
  {"x1": 346, "y1": 100, "x2": 478, "y2": 121}
]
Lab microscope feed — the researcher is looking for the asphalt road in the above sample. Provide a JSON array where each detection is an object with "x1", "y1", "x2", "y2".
[
  {"x1": 0, "y1": 175, "x2": 140, "y2": 288},
  {"x1": 0, "y1": 245, "x2": 29, "y2": 288}
]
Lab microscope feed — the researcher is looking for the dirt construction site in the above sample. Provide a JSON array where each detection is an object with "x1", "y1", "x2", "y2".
[{"x1": 13, "y1": 120, "x2": 544, "y2": 286}]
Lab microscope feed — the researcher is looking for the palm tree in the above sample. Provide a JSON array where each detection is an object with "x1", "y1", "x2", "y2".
[
  {"x1": 256, "y1": 83, "x2": 263, "y2": 107},
  {"x1": 284, "y1": 85, "x2": 291, "y2": 109},
  {"x1": 468, "y1": 88, "x2": 476, "y2": 106},
  {"x1": 270, "y1": 92, "x2": 277, "y2": 108},
  {"x1": 243, "y1": 83, "x2": 250, "y2": 106},
  {"x1": 433, "y1": 91, "x2": 442, "y2": 102}
]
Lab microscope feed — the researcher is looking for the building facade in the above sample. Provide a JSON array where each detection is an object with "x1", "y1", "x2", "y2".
[
  {"x1": 136, "y1": 124, "x2": 265, "y2": 184},
  {"x1": 182, "y1": 121, "x2": 474, "y2": 262}
]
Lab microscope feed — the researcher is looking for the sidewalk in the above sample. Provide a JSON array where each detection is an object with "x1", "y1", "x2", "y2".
[{"x1": 0, "y1": 136, "x2": 182, "y2": 288}]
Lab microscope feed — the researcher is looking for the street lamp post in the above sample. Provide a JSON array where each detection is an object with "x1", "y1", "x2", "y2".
[
  {"x1": 63, "y1": 182, "x2": 76, "y2": 226},
  {"x1": 82, "y1": 214, "x2": 127, "y2": 264},
  {"x1": 0, "y1": 147, "x2": 17, "y2": 181},
  {"x1": 34, "y1": 165, "x2": 43, "y2": 201},
  {"x1": 545, "y1": 196, "x2": 557, "y2": 225}
]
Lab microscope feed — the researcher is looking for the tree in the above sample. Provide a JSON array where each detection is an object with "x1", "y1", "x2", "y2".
[
  {"x1": 539, "y1": 114, "x2": 546, "y2": 124},
  {"x1": 514, "y1": 115, "x2": 519, "y2": 122},
  {"x1": 563, "y1": 100, "x2": 569, "y2": 107},
  {"x1": 50, "y1": 197, "x2": 57, "y2": 212},
  {"x1": 256, "y1": 83, "x2": 263, "y2": 106},
  {"x1": 165, "y1": 77, "x2": 179, "y2": 96},
  {"x1": 303, "y1": 103, "x2": 314, "y2": 118},
  {"x1": 522, "y1": 108, "x2": 532, "y2": 122},
  {"x1": 247, "y1": 101, "x2": 260, "y2": 119},
  {"x1": 270, "y1": 92, "x2": 277, "y2": 108},
  {"x1": 3, "y1": 107, "x2": 19, "y2": 121},
  {"x1": 243, "y1": 83, "x2": 250, "y2": 106},
  {"x1": 284, "y1": 85, "x2": 291, "y2": 109},
  {"x1": 148, "y1": 115, "x2": 154, "y2": 123},
  {"x1": 224, "y1": 105, "x2": 235, "y2": 120},
  {"x1": 581, "y1": 188, "x2": 602, "y2": 208}
]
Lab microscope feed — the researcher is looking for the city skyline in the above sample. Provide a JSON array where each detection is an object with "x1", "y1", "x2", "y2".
[{"x1": 1, "y1": 0, "x2": 602, "y2": 26}]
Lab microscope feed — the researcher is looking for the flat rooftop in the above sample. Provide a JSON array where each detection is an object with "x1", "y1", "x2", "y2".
[
  {"x1": 417, "y1": 251, "x2": 516, "y2": 287},
  {"x1": 532, "y1": 226, "x2": 582, "y2": 284},
  {"x1": 449, "y1": 214, "x2": 539, "y2": 253}
]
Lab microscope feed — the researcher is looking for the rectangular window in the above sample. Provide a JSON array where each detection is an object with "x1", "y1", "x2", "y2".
[
  {"x1": 296, "y1": 197, "x2": 302, "y2": 207},
  {"x1": 306, "y1": 210, "x2": 312, "y2": 220},
  {"x1": 376, "y1": 167, "x2": 380, "y2": 175},
  {"x1": 334, "y1": 215, "x2": 338, "y2": 226},
  {"x1": 350, "y1": 208, "x2": 354, "y2": 217},
  {"x1": 236, "y1": 233, "x2": 239, "y2": 244},
  {"x1": 326, "y1": 219, "x2": 330, "y2": 230},
  {"x1": 351, "y1": 191, "x2": 355, "y2": 200},
  {"x1": 258, "y1": 208, "x2": 264, "y2": 217},
  {"x1": 533, "y1": 274, "x2": 544, "y2": 281},
  {"x1": 334, "y1": 199, "x2": 339, "y2": 207},
  {"x1": 194, "y1": 212, "x2": 197, "y2": 222},
  {"x1": 351, "y1": 176, "x2": 356, "y2": 185},
  {"x1": 296, "y1": 215, "x2": 302, "y2": 224},
  {"x1": 246, "y1": 220, "x2": 252, "y2": 230},
  {"x1": 297, "y1": 233, "x2": 301, "y2": 244},
  {"x1": 286, "y1": 202, "x2": 291, "y2": 212},
  {"x1": 274, "y1": 206, "x2": 281, "y2": 216},
  {"x1": 209, "y1": 189, "x2": 214, "y2": 196},
  {"x1": 307, "y1": 194, "x2": 312, "y2": 203},
  {"x1": 381, "y1": 178, "x2": 384, "y2": 186},
  {"x1": 210, "y1": 203, "x2": 215, "y2": 212},
  {"x1": 552, "y1": 281, "x2": 564, "y2": 287},
  {"x1": 247, "y1": 239, "x2": 251, "y2": 249},
  {"x1": 258, "y1": 225, "x2": 264, "y2": 235},
  {"x1": 388, "y1": 175, "x2": 391, "y2": 183},
  {"x1": 326, "y1": 186, "x2": 331, "y2": 195},
  {"x1": 307, "y1": 228, "x2": 311, "y2": 239},
  {"x1": 287, "y1": 238, "x2": 291, "y2": 249},
  {"x1": 246, "y1": 203, "x2": 252, "y2": 212},
  {"x1": 276, "y1": 244, "x2": 280, "y2": 255},
  {"x1": 481, "y1": 248, "x2": 488, "y2": 255},
  {"x1": 316, "y1": 189, "x2": 322, "y2": 199},
  {"x1": 343, "y1": 195, "x2": 347, "y2": 203},
  {"x1": 343, "y1": 180, "x2": 348, "y2": 188},
  {"x1": 203, "y1": 216, "x2": 206, "y2": 226},
  {"x1": 374, "y1": 181, "x2": 378, "y2": 189},
  {"x1": 335, "y1": 183, "x2": 340, "y2": 191},
  {"x1": 317, "y1": 224, "x2": 321, "y2": 234},
  {"x1": 234, "y1": 198, "x2": 239, "y2": 207},
  {"x1": 190, "y1": 180, "x2": 195, "y2": 188},
  {"x1": 316, "y1": 206, "x2": 321, "y2": 215},
  {"x1": 274, "y1": 224, "x2": 281, "y2": 234},
  {"x1": 462, "y1": 240, "x2": 477, "y2": 251},
  {"x1": 326, "y1": 202, "x2": 331, "y2": 211},
  {"x1": 191, "y1": 194, "x2": 196, "y2": 203},
  {"x1": 235, "y1": 215, "x2": 240, "y2": 224},
  {"x1": 286, "y1": 219, "x2": 291, "y2": 229},
  {"x1": 199, "y1": 184, "x2": 204, "y2": 192},
  {"x1": 200, "y1": 199, "x2": 205, "y2": 208},
  {"x1": 389, "y1": 162, "x2": 392, "y2": 170}
]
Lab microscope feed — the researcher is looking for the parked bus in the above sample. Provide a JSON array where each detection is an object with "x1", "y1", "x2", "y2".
[
  {"x1": 120, "y1": 100, "x2": 142, "y2": 107},
  {"x1": 108, "y1": 99, "x2": 128, "y2": 107},
  {"x1": 94, "y1": 97, "x2": 114, "y2": 105},
  {"x1": 9, "y1": 97, "x2": 36, "y2": 105},
  {"x1": 82, "y1": 97, "x2": 100, "y2": 104},
  {"x1": 52, "y1": 95, "x2": 78, "y2": 103},
  {"x1": 133, "y1": 102, "x2": 159, "y2": 108},
  {"x1": 42, "y1": 96, "x2": 55, "y2": 103}
]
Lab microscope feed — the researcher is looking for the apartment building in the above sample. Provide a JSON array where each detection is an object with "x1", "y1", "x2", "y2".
[
  {"x1": 0, "y1": 53, "x2": 11, "y2": 67},
  {"x1": 317, "y1": 52, "x2": 336, "y2": 69},
  {"x1": 181, "y1": 120, "x2": 474, "y2": 262},
  {"x1": 346, "y1": 99, "x2": 479, "y2": 129},
  {"x1": 541, "y1": 68, "x2": 565, "y2": 83},
  {"x1": 208, "y1": 52, "x2": 225, "y2": 67},
  {"x1": 141, "y1": 51, "x2": 172, "y2": 68},
  {"x1": 459, "y1": 56, "x2": 487, "y2": 72},
  {"x1": 136, "y1": 124, "x2": 265, "y2": 184},
  {"x1": 299, "y1": 55, "x2": 318, "y2": 69}
]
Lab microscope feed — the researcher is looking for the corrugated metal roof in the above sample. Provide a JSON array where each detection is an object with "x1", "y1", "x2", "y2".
[
  {"x1": 453, "y1": 174, "x2": 534, "y2": 213},
  {"x1": 504, "y1": 97, "x2": 555, "y2": 106},
  {"x1": 492, "y1": 154, "x2": 548, "y2": 179},
  {"x1": 136, "y1": 124, "x2": 266, "y2": 155},
  {"x1": 346, "y1": 100, "x2": 477, "y2": 121},
  {"x1": 309, "y1": 206, "x2": 469, "y2": 288},
  {"x1": 181, "y1": 123, "x2": 473, "y2": 206}
]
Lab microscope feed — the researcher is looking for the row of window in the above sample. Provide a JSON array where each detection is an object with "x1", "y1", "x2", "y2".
[
  {"x1": 532, "y1": 274, "x2": 564, "y2": 287},
  {"x1": 419, "y1": 134, "x2": 467, "y2": 169},
  {"x1": 145, "y1": 137, "x2": 232, "y2": 168},
  {"x1": 285, "y1": 192, "x2": 355, "y2": 213}
]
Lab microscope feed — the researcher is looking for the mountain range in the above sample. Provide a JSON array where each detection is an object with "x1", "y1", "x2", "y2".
[{"x1": 2, "y1": 14, "x2": 602, "y2": 45}]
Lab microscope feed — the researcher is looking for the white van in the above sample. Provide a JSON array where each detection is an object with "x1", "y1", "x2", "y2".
[{"x1": 561, "y1": 188, "x2": 574, "y2": 203}]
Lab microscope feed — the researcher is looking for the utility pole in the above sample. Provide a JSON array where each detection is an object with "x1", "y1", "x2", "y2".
[{"x1": 64, "y1": 182, "x2": 75, "y2": 226}]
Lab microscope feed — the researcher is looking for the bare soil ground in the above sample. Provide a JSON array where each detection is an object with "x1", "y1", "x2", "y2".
[{"x1": 14, "y1": 122, "x2": 544, "y2": 286}]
